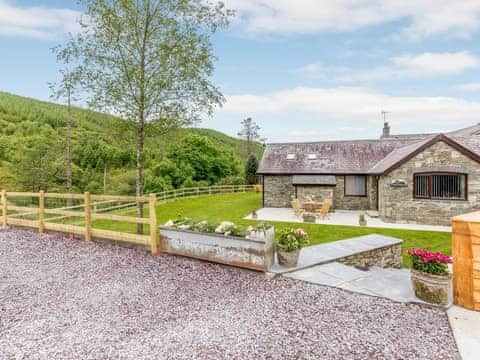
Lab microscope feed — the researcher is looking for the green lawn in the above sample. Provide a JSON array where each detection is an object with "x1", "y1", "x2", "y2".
[{"x1": 92, "y1": 192, "x2": 451, "y2": 266}]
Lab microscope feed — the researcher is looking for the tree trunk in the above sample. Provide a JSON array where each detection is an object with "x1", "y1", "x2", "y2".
[
  {"x1": 136, "y1": 118, "x2": 144, "y2": 234},
  {"x1": 66, "y1": 89, "x2": 73, "y2": 207},
  {"x1": 103, "y1": 164, "x2": 107, "y2": 194}
]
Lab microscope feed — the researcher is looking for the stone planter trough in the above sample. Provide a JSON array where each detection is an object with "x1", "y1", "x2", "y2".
[
  {"x1": 276, "y1": 245, "x2": 300, "y2": 267},
  {"x1": 411, "y1": 269, "x2": 452, "y2": 306},
  {"x1": 160, "y1": 227, "x2": 275, "y2": 271}
]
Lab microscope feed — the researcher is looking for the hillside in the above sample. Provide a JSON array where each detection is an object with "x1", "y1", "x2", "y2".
[{"x1": 0, "y1": 92, "x2": 263, "y2": 194}]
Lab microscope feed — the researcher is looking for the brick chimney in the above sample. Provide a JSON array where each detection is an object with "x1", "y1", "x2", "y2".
[{"x1": 381, "y1": 121, "x2": 391, "y2": 138}]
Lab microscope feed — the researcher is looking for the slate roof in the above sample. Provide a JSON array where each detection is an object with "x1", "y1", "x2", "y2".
[
  {"x1": 292, "y1": 175, "x2": 336, "y2": 185},
  {"x1": 258, "y1": 124, "x2": 480, "y2": 175}
]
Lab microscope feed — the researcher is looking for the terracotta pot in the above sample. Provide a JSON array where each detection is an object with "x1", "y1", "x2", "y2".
[
  {"x1": 277, "y1": 245, "x2": 300, "y2": 267},
  {"x1": 411, "y1": 269, "x2": 452, "y2": 305}
]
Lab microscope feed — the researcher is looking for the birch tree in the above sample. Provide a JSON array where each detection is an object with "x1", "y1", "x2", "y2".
[{"x1": 59, "y1": 0, "x2": 232, "y2": 233}]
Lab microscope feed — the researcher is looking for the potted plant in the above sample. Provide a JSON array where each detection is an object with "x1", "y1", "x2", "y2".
[
  {"x1": 358, "y1": 213, "x2": 367, "y2": 226},
  {"x1": 407, "y1": 248, "x2": 452, "y2": 305},
  {"x1": 276, "y1": 228, "x2": 309, "y2": 267}
]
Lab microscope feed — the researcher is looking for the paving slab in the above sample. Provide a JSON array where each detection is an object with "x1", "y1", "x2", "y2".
[
  {"x1": 269, "y1": 234, "x2": 402, "y2": 275},
  {"x1": 447, "y1": 306, "x2": 480, "y2": 360},
  {"x1": 310, "y1": 262, "x2": 371, "y2": 282},
  {"x1": 283, "y1": 266, "x2": 346, "y2": 287},
  {"x1": 282, "y1": 261, "x2": 432, "y2": 305},
  {"x1": 345, "y1": 267, "x2": 417, "y2": 303}
]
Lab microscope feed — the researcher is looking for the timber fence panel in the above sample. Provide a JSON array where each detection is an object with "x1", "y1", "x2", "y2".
[{"x1": 2, "y1": 185, "x2": 258, "y2": 248}]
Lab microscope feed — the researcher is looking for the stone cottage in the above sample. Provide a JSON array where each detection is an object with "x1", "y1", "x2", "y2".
[{"x1": 257, "y1": 123, "x2": 480, "y2": 225}]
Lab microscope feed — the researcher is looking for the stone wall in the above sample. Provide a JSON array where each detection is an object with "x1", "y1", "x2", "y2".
[
  {"x1": 263, "y1": 175, "x2": 294, "y2": 207},
  {"x1": 333, "y1": 176, "x2": 377, "y2": 210},
  {"x1": 338, "y1": 243, "x2": 403, "y2": 268},
  {"x1": 296, "y1": 186, "x2": 334, "y2": 204},
  {"x1": 263, "y1": 175, "x2": 378, "y2": 210},
  {"x1": 379, "y1": 140, "x2": 480, "y2": 225}
]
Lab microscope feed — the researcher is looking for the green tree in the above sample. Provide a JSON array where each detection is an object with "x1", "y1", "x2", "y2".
[
  {"x1": 50, "y1": 46, "x2": 82, "y2": 205},
  {"x1": 245, "y1": 153, "x2": 259, "y2": 184},
  {"x1": 59, "y1": 0, "x2": 232, "y2": 232},
  {"x1": 10, "y1": 134, "x2": 65, "y2": 192},
  {"x1": 167, "y1": 134, "x2": 242, "y2": 185},
  {"x1": 238, "y1": 117, "x2": 261, "y2": 157}
]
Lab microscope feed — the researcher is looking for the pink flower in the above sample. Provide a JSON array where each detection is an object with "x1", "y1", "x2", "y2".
[{"x1": 407, "y1": 248, "x2": 452, "y2": 264}]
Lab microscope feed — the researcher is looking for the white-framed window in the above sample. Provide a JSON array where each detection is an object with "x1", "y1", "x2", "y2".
[
  {"x1": 307, "y1": 154, "x2": 317, "y2": 160},
  {"x1": 286, "y1": 153, "x2": 296, "y2": 160},
  {"x1": 345, "y1": 175, "x2": 367, "y2": 196}
]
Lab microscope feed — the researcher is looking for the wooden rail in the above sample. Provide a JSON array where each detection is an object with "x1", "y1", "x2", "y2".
[
  {"x1": 0, "y1": 185, "x2": 261, "y2": 254},
  {"x1": 103, "y1": 184, "x2": 260, "y2": 214},
  {"x1": 0, "y1": 190, "x2": 159, "y2": 254}
]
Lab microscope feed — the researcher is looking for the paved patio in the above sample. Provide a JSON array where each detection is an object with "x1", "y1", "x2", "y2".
[{"x1": 246, "y1": 208, "x2": 452, "y2": 232}]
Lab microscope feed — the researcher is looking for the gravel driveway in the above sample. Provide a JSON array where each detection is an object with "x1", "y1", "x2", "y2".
[{"x1": 0, "y1": 228, "x2": 459, "y2": 359}]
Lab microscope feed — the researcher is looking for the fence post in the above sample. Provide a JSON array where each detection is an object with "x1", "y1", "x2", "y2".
[
  {"x1": 38, "y1": 190, "x2": 45, "y2": 233},
  {"x1": 149, "y1": 193, "x2": 158, "y2": 254},
  {"x1": 84, "y1": 192, "x2": 91, "y2": 241},
  {"x1": 1, "y1": 190, "x2": 7, "y2": 227}
]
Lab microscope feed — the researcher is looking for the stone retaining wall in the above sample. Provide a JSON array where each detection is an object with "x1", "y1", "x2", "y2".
[{"x1": 337, "y1": 243, "x2": 403, "y2": 268}]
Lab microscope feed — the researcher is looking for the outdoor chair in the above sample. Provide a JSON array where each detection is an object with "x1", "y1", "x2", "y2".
[
  {"x1": 315, "y1": 199, "x2": 332, "y2": 220},
  {"x1": 291, "y1": 199, "x2": 305, "y2": 219}
]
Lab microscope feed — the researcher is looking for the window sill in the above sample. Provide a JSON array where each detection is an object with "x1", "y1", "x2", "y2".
[{"x1": 412, "y1": 198, "x2": 468, "y2": 202}]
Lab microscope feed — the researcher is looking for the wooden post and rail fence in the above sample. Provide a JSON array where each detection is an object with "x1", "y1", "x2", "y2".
[
  {"x1": 0, "y1": 190, "x2": 159, "y2": 254},
  {"x1": 0, "y1": 184, "x2": 260, "y2": 255}
]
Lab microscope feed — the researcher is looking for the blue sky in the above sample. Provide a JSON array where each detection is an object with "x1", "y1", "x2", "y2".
[{"x1": 1, "y1": 0, "x2": 480, "y2": 142}]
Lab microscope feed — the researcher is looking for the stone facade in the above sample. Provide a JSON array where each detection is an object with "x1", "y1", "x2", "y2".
[
  {"x1": 263, "y1": 175, "x2": 294, "y2": 207},
  {"x1": 296, "y1": 185, "x2": 334, "y2": 204},
  {"x1": 379, "y1": 140, "x2": 480, "y2": 225},
  {"x1": 333, "y1": 176, "x2": 377, "y2": 210},
  {"x1": 263, "y1": 174, "x2": 378, "y2": 210},
  {"x1": 337, "y1": 243, "x2": 403, "y2": 268}
]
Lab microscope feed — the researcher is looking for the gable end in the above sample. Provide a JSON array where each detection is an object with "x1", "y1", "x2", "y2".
[{"x1": 381, "y1": 134, "x2": 480, "y2": 175}]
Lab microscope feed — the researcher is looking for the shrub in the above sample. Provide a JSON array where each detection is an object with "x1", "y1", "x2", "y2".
[
  {"x1": 407, "y1": 248, "x2": 452, "y2": 275},
  {"x1": 277, "y1": 228, "x2": 309, "y2": 251}
]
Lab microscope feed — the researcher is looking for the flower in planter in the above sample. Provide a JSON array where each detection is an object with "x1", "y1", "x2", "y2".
[
  {"x1": 194, "y1": 220, "x2": 218, "y2": 233},
  {"x1": 407, "y1": 248, "x2": 452, "y2": 275},
  {"x1": 215, "y1": 221, "x2": 234, "y2": 234},
  {"x1": 277, "y1": 228, "x2": 309, "y2": 252},
  {"x1": 408, "y1": 248, "x2": 452, "y2": 305},
  {"x1": 164, "y1": 220, "x2": 175, "y2": 227},
  {"x1": 164, "y1": 218, "x2": 196, "y2": 230},
  {"x1": 222, "y1": 224, "x2": 247, "y2": 237}
]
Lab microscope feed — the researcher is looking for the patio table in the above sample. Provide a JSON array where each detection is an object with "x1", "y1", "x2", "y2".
[{"x1": 302, "y1": 201, "x2": 323, "y2": 212}]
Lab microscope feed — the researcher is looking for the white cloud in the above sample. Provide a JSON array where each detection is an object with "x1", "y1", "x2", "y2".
[
  {"x1": 455, "y1": 82, "x2": 480, "y2": 92},
  {"x1": 0, "y1": 0, "x2": 82, "y2": 39},
  {"x1": 221, "y1": 86, "x2": 480, "y2": 127},
  {"x1": 297, "y1": 52, "x2": 480, "y2": 82},
  {"x1": 294, "y1": 63, "x2": 321, "y2": 75},
  {"x1": 391, "y1": 52, "x2": 479, "y2": 76},
  {"x1": 224, "y1": 0, "x2": 480, "y2": 39}
]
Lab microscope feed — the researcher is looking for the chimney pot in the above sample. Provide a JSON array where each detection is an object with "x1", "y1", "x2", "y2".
[{"x1": 382, "y1": 121, "x2": 391, "y2": 138}]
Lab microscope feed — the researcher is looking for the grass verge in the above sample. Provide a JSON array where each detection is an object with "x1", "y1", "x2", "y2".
[{"x1": 92, "y1": 192, "x2": 451, "y2": 267}]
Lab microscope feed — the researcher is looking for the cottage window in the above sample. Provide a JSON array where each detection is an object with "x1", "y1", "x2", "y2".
[
  {"x1": 345, "y1": 175, "x2": 366, "y2": 196},
  {"x1": 413, "y1": 173, "x2": 467, "y2": 200}
]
